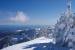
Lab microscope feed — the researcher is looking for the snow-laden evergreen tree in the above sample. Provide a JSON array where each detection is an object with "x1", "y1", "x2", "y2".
[{"x1": 54, "y1": 0, "x2": 75, "y2": 49}]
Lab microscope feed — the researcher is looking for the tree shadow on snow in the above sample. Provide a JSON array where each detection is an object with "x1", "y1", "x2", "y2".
[{"x1": 22, "y1": 43, "x2": 69, "y2": 50}]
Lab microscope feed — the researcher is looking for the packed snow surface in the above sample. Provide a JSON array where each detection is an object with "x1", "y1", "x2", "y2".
[{"x1": 1, "y1": 37, "x2": 55, "y2": 50}]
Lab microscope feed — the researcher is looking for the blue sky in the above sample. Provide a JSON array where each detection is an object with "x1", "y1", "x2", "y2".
[{"x1": 0, "y1": 0, "x2": 75, "y2": 25}]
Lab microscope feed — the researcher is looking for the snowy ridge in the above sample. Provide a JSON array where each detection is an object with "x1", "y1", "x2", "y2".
[{"x1": 1, "y1": 37, "x2": 55, "y2": 50}]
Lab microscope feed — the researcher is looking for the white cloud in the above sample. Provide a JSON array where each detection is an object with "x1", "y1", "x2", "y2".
[
  {"x1": 10, "y1": 11, "x2": 29, "y2": 24},
  {"x1": 0, "y1": 11, "x2": 29, "y2": 25}
]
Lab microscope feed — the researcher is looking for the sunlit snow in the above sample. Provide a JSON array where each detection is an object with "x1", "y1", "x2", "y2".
[{"x1": 1, "y1": 37, "x2": 55, "y2": 50}]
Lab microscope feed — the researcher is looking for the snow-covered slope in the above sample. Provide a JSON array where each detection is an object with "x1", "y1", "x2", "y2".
[{"x1": 1, "y1": 37, "x2": 55, "y2": 50}]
